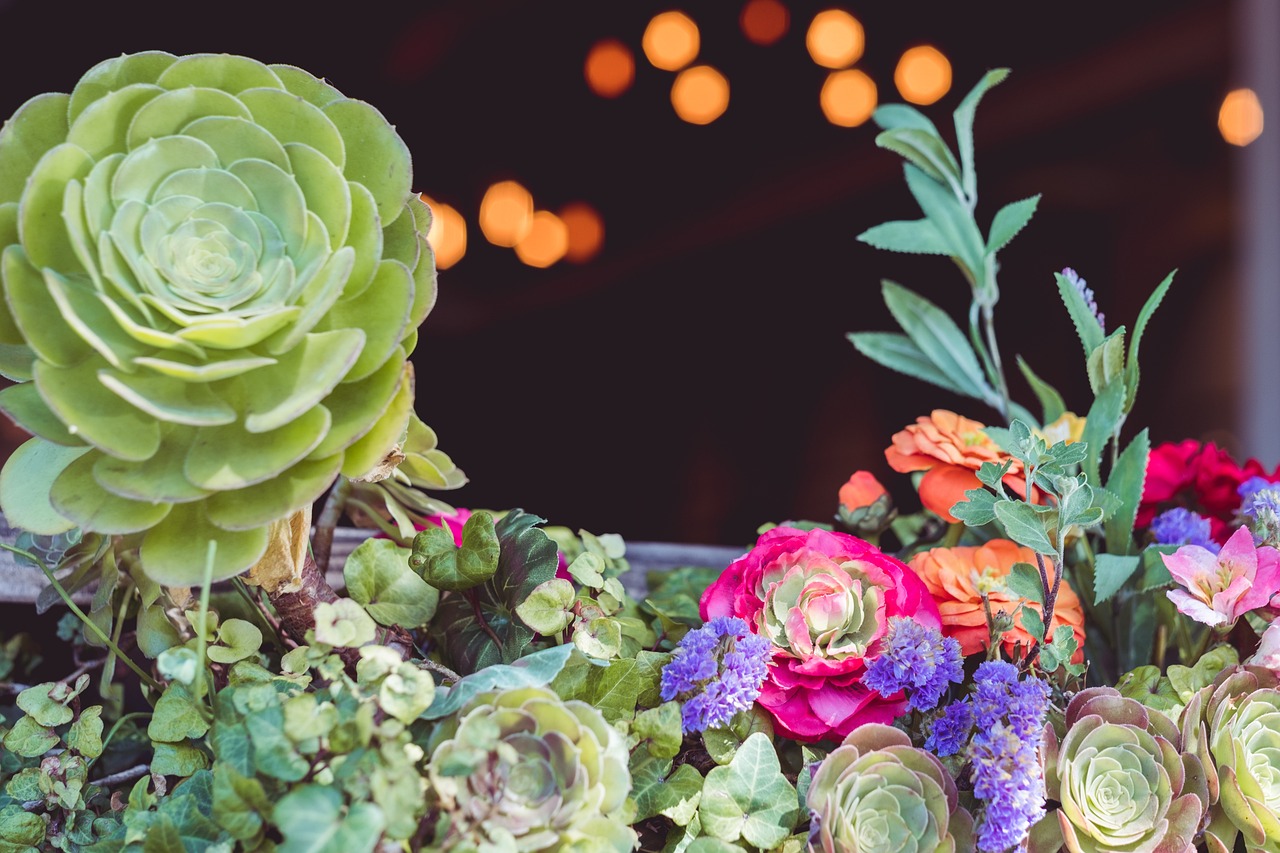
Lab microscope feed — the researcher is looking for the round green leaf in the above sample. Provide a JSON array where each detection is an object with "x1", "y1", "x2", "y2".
[{"x1": 343, "y1": 537, "x2": 439, "y2": 629}]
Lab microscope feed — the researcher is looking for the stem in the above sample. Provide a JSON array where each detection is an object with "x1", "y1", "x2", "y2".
[
  {"x1": 96, "y1": 712, "x2": 152, "y2": 767},
  {"x1": 312, "y1": 477, "x2": 351, "y2": 574},
  {"x1": 941, "y1": 523, "x2": 965, "y2": 548},
  {"x1": 466, "y1": 589, "x2": 503, "y2": 648},
  {"x1": 347, "y1": 497, "x2": 412, "y2": 546},
  {"x1": 2, "y1": 544, "x2": 162, "y2": 693},
  {"x1": 1023, "y1": 551, "x2": 1064, "y2": 671},
  {"x1": 982, "y1": 302, "x2": 1013, "y2": 425},
  {"x1": 969, "y1": 300, "x2": 1000, "y2": 391},
  {"x1": 420, "y1": 658, "x2": 461, "y2": 684},
  {"x1": 194, "y1": 542, "x2": 216, "y2": 707},
  {"x1": 231, "y1": 578, "x2": 291, "y2": 652}
]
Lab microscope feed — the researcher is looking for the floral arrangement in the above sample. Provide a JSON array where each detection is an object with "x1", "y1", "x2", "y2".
[{"x1": 0, "y1": 54, "x2": 1277, "y2": 853}]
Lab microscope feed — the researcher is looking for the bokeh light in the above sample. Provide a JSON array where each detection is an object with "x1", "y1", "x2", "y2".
[
  {"x1": 515, "y1": 211, "x2": 570, "y2": 268},
  {"x1": 560, "y1": 202, "x2": 605, "y2": 263},
  {"x1": 418, "y1": 194, "x2": 467, "y2": 270},
  {"x1": 643, "y1": 11, "x2": 700, "y2": 72},
  {"x1": 740, "y1": 0, "x2": 789, "y2": 46},
  {"x1": 805, "y1": 9, "x2": 864, "y2": 69},
  {"x1": 894, "y1": 45, "x2": 952, "y2": 105},
  {"x1": 585, "y1": 39, "x2": 635, "y2": 98},
  {"x1": 820, "y1": 69, "x2": 877, "y2": 127},
  {"x1": 671, "y1": 65, "x2": 730, "y2": 125},
  {"x1": 1220, "y1": 88, "x2": 1265, "y2": 146},
  {"x1": 479, "y1": 180, "x2": 533, "y2": 248}
]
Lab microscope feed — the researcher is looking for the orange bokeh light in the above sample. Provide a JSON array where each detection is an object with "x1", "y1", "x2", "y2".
[
  {"x1": 560, "y1": 202, "x2": 604, "y2": 263},
  {"x1": 515, "y1": 211, "x2": 569, "y2": 268},
  {"x1": 895, "y1": 45, "x2": 952, "y2": 106},
  {"x1": 740, "y1": 0, "x2": 789, "y2": 46},
  {"x1": 805, "y1": 9, "x2": 863, "y2": 69},
  {"x1": 479, "y1": 180, "x2": 533, "y2": 248},
  {"x1": 671, "y1": 65, "x2": 730, "y2": 125},
  {"x1": 585, "y1": 39, "x2": 635, "y2": 98},
  {"x1": 821, "y1": 69, "x2": 877, "y2": 127},
  {"x1": 643, "y1": 11, "x2": 700, "y2": 71},
  {"x1": 1220, "y1": 88, "x2": 1264, "y2": 146},
  {"x1": 418, "y1": 194, "x2": 467, "y2": 270}
]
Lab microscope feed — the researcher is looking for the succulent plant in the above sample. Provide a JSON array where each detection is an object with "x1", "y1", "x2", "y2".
[
  {"x1": 0, "y1": 51, "x2": 436, "y2": 584},
  {"x1": 1179, "y1": 665, "x2": 1280, "y2": 853},
  {"x1": 426, "y1": 686, "x2": 636, "y2": 853},
  {"x1": 1037, "y1": 687, "x2": 1206, "y2": 853},
  {"x1": 807, "y1": 723, "x2": 975, "y2": 853}
]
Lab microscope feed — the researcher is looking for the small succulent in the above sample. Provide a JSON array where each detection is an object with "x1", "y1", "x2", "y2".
[
  {"x1": 807, "y1": 724, "x2": 975, "y2": 853},
  {"x1": 1036, "y1": 687, "x2": 1206, "y2": 853},
  {"x1": 426, "y1": 687, "x2": 636, "y2": 853},
  {"x1": 0, "y1": 51, "x2": 438, "y2": 584},
  {"x1": 1180, "y1": 665, "x2": 1280, "y2": 853}
]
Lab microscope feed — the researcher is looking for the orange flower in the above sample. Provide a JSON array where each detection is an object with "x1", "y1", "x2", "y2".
[
  {"x1": 908, "y1": 539, "x2": 1086, "y2": 661},
  {"x1": 884, "y1": 410, "x2": 1033, "y2": 523},
  {"x1": 839, "y1": 471, "x2": 887, "y2": 511}
]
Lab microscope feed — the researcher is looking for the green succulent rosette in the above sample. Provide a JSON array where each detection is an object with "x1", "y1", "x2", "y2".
[
  {"x1": 1179, "y1": 665, "x2": 1280, "y2": 853},
  {"x1": 1037, "y1": 687, "x2": 1206, "y2": 853},
  {"x1": 807, "y1": 724, "x2": 975, "y2": 853},
  {"x1": 0, "y1": 51, "x2": 437, "y2": 584},
  {"x1": 425, "y1": 686, "x2": 636, "y2": 853}
]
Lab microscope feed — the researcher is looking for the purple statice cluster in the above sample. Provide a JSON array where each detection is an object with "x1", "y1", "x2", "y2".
[
  {"x1": 1239, "y1": 477, "x2": 1280, "y2": 520},
  {"x1": 1150, "y1": 507, "x2": 1219, "y2": 552},
  {"x1": 659, "y1": 616, "x2": 772, "y2": 733},
  {"x1": 862, "y1": 617, "x2": 963, "y2": 711},
  {"x1": 1062, "y1": 268, "x2": 1105, "y2": 332},
  {"x1": 967, "y1": 662, "x2": 1051, "y2": 853}
]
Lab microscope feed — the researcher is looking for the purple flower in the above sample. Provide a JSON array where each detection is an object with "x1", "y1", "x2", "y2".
[
  {"x1": 925, "y1": 699, "x2": 974, "y2": 757},
  {"x1": 862, "y1": 617, "x2": 963, "y2": 711},
  {"x1": 1239, "y1": 476, "x2": 1273, "y2": 502},
  {"x1": 660, "y1": 616, "x2": 771, "y2": 732},
  {"x1": 1062, "y1": 268, "x2": 1105, "y2": 332},
  {"x1": 1150, "y1": 507, "x2": 1219, "y2": 552}
]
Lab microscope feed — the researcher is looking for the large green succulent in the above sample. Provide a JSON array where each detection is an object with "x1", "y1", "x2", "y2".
[
  {"x1": 807, "y1": 724, "x2": 975, "y2": 853},
  {"x1": 0, "y1": 51, "x2": 436, "y2": 584},
  {"x1": 1180, "y1": 666, "x2": 1280, "y2": 853},
  {"x1": 1037, "y1": 687, "x2": 1206, "y2": 853},
  {"x1": 425, "y1": 686, "x2": 636, "y2": 853}
]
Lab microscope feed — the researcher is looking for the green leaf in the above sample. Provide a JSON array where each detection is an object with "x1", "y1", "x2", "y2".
[
  {"x1": 148, "y1": 683, "x2": 210, "y2": 743},
  {"x1": 658, "y1": 764, "x2": 706, "y2": 826},
  {"x1": 136, "y1": 601, "x2": 181, "y2": 658},
  {"x1": 986, "y1": 194, "x2": 1039, "y2": 255},
  {"x1": 411, "y1": 509, "x2": 500, "y2": 592},
  {"x1": 873, "y1": 103, "x2": 941, "y2": 135},
  {"x1": 150, "y1": 741, "x2": 209, "y2": 777},
  {"x1": 16, "y1": 681, "x2": 75, "y2": 726},
  {"x1": 3, "y1": 715, "x2": 58, "y2": 757},
  {"x1": 1056, "y1": 271, "x2": 1107, "y2": 359},
  {"x1": 423, "y1": 643, "x2": 574, "y2": 721},
  {"x1": 634, "y1": 701, "x2": 684, "y2": 759},
  {"x1": 1006, "y1": 561, "x2": 1045, "y2": 604},
  {"x1": 344, "y1": 537, "x2": 438, "y2": 628},
  {"x1": 848, "y1": 331, "x2": 975, "y2": 397},
  {"x1": 1086, "y1": 327, "x2": 1127, "y2": 396},
  {"x1": 0, "y1": 804, "x2": 46, "y2": 846},
  {"x1": 311, "y1": 599, "x2": 376, "y2": 648},
  {"x1": 1124, "y1": 270, "x2": 1174, "y2": 413},
  {"x1": 273, "y1": 785, "x2": 384, "y2": 853},
  {"x1": 1081, "y1": 381, "x2": 1126, "y2": 487},
  {"x1": 1093, "y1": 554, "x2": 1141, "y2": 605},
  {"x1": 703, "y1": 706, "x2": 775, "y2": 765},
  {"x1": 881, "y1": 280, "x2": 996, "y2": 404},
  {"x1": 992, "y1": 501, "x2": 1057, "y2": 555},
  {"x1": 857, "y1": 219, "x2": 951, "y2": 255},
  {"x1": 1139, "y1": 546, "x2": 1176, "y2": 591},
  {"x1": 586, "y1": 657, "x2": 646, "y2": 723},
  {"x1": 211, "y1": 763, "x2": 271, "y2": 842},
  {"x1": 1104, "y1": 429, "x2": 1150, "y2": 555},
  {"x1": 1019, "y1": 605, "x2": 1046, "y2": 643},
  {"x1": 874, "y1": 128, "x2": 962, "y2": 192},
  {"x1": 1016, "y1": 357, "x2": 1067, "y2": 425},
  {"x1": 514, "y1": 578, "x2": 576, "y2": 634},
  {"x1": 566, "y1": 551, "x2": 605, "y2": 589},
  {"x1": 902, "y1": 165, "x2": 986, "y2": 278},
  {"x1": 207, "y1": 618, "x2": 263, "y2": 664},
  {"x1": 630, "y1": 744, "x2": 676, "y2": 823},
  {"x1": 573, "y1": 616, "x2": 622, "y2": 660},
  {"x1": 67, "y1": 705, "x2": 104, "y2": 759},
  {"x1": 0, "y1": 438, "x2": 83, "y2": 535},
  {"x1": 698, "y1": 733, "x2": 799, "y2": 850},
  {"x1": 953, "y1": 68, "x2": 1009, "y2": 203},
  {"x1": 950, "y1": 487, "x2": 998, "y2": 527}
]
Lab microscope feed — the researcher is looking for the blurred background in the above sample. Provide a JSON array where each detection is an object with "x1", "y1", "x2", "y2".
[{"x1": 0, "y1": 0, "x2": 1273, "y2": 546}]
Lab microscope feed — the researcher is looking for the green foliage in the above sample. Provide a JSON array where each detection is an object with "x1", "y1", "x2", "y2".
[
  {"x1": 344, "y1": 537, "x2": 438, "y2": 628},
  {"x1": 698, "y1": 733, "x2": 799, "y2": 850},
  {"x1": 410, "y1": 509, "x2": 500, "y2": 592}
]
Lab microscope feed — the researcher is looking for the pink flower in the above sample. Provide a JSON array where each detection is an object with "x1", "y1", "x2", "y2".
[
  {"x1": 1162, "y1": 526, "x2": 1280, "y2": 628},
  {"x1": 1248, "y1": 621, "x2": 1280, "y2": 673},
  {"x1": 700, "y1": 526, "x2": 940, "y2": 742}
]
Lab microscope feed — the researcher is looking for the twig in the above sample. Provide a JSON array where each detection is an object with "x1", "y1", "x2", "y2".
[
  {"x1": 466, "y1": 590, "x2": 503, "y2": 648},
  {"x1": 313, "y1": 478, "x2": 352, "y2": 574},
  {"x1": 93, "y1": 764, "x2": 149, "y2": 788},
  {"x1": 419, "y1": 659, "x2": 461, "y2": 683}
]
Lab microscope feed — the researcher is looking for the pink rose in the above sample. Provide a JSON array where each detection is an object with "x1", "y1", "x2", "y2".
[{"x1": 700, "y1": 526, "x2": 940, "y2": 742}]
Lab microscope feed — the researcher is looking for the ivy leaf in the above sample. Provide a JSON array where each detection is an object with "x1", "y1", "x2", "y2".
[
  {"x1": 16, "y1": 681, "x2": 75, "y2": 727},
  {"x1": 0, "y1": 805, "x2": 45, "y2": 847},
  {"x1": 211, "y1": 762, "x2": 271, "y2": 841},
  {"x1": 514, "y1": 578, "x2": 576, "y2": 635},
  {"x1": 148, "y1": 683, "x2": 210, "y2": 743},
  {"x1": 344, "y1": 538, "x2": 438, "y2": 628},
  {"x1": 986, "y1": 194, "x2": 1039, "y2": 255},
  {"x1": 1016, "y1": 355, "x2": 1067, "y2": 425},
  {"x1": 67, "y1": 705, "x2": 104, "y2": 759},
  {"x1": 585, "y1": 657, "x2": 646, "y2": 723},
  {"x1": 1006, "y1": 561, "x2": 1045, "y2": 604},
  {"x1": 1094, "y1": 554, "x2": 1141, "y2": 605},
  {"x1": 703, "y1": 707, "x2": 776, "y2": 766},
  {"x1": 411, "y1": 510, "x2": 500, "y2": 592},
  {"x1": 573, "y1": 616, "x2": 622, "y2": 660},
  {"x1": 423, "y1": 645, "x2": 574, "y2": 721},
  {"x1": 433, "y1": 510, "x2": 560, "y2": 675},
  {"x1": 698, "y1": 733, "x2": 799, "y2": 850},
  {"x1": 566, "y1": 552, "x2": 605, "y2": 589},
  {"x1": 634, "y1": 701, "x2": 684, "y2": 759},
  {"x1": 848, "y1": 331, "x2": 976, "y2": 398},
  {"x1": 857, "y1": 219, "x2": 952, "y2": 255},
  {"x1": 150, "y1": 741, "x2": 210, "y2": 777},
  {"x1": 630, "y1": 744, "x2": 675, "y2": 823},
  {"x1": 658, "y1": 764, "x2": 706, "y2": 826},
  {"x1": 1104, "y1": 429, "x2": 1150, "y2": 556},
  {"x1": 881, "y1": 280, "x2": 996, "y2": 405},
  {"x1": 273, "y1": 785, "x2": 385, "y2": 853},
  {"x1": 207, "y1": 618, "x2": 263, "y2": 664},
  {"x1": 3, "y1": 715, "x2": 58, "y2": 757}
]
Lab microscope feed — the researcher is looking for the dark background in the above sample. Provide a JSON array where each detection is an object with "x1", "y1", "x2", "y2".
[{"x1": 0, "y1": 0, "x2": 1252, "y2": 545}]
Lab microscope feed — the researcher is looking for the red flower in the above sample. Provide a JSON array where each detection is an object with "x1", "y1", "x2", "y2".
[
  {"x1": 699, "y1": 526, "x2": 940, "y2": 742},
  {"x1": 1139, "y1": 441, "x2": 1275, "y2": 543}
]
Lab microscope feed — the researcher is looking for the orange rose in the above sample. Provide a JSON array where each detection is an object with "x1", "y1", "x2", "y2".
[
  {"x1": 884, "y1": 410, "x2": 1034, "y2": 523},
  {"x1": 839, "y1": 471, "x2": 887, "y2": 511},
  {"x1": 909, "y1": 539, "x2": 1086, "y2": 661}
]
